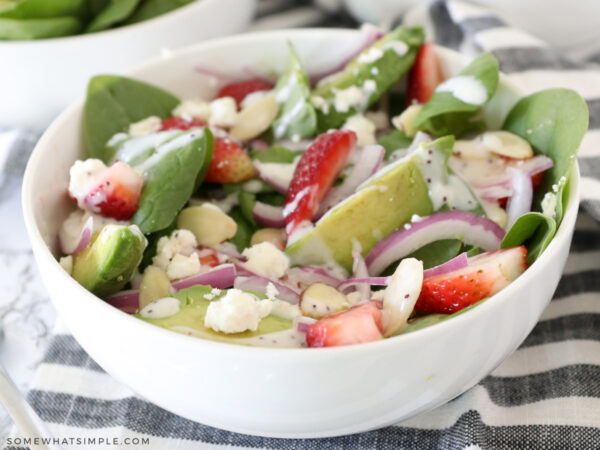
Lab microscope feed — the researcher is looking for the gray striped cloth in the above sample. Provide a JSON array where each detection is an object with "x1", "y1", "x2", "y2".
[{"x1": 4, "y1": 0, "x2": 600, "y2": 448}]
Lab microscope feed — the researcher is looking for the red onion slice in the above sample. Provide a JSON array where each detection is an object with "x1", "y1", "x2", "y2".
[
  {"x1": 104, "y1": 289, "x2": 140, "y2": 314},
  {"x1": 234, "y1": 276, "x2": 301, "y2": 304},
  {"x1": 250, "y1": 139, "x2": 270, "y2": 151},
  {"x1": 317, "y1": 145, "x2": 385, "y2": 218},
  {"x1": 505, "y1": 168, "x2": 533, "y2": 228},
  {"x1": 423, "y1": 253, "x2": 468, "y2": 279},
  {"x1": 60, "y1": 215, "x2": 93, "y2": 254},
  {"x1": 172, "y1": 264, "x2": 236, "y2": 291},
  {"x1": 475, "y1": 155, "x2": 553, "y2": 189},
  {"x1": 294, "y1": 316, "x2": 317, "y2": 333},
  {"x1": 366, "y1": 211, "x2": 506, "y2": 276},
  {"x1": 337, "y1": 276, "x2": 390, "y2": 292},
  {"x1": 252, "y1": 201, "x2": 285, "y2": 228},
  {"x1": 214, "y1": 242, "x2": 244, "y2": 260},
  {"x1": 286, "y1": 266, "x2": 343, "y2": 288}
]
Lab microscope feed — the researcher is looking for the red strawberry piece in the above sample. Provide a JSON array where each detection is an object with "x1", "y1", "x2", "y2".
[
  {"x1": 416, "y1": 246, "x2": 528, "y2": 314},
  {"x1": 197, "y1": 247, "x2": 220, "y2": 267},
  {"x1": 204, "y1": 137, "x2": 255, "y2": 184},
  {"x1": 405, "y1": 42, "x2": 444, "y2": 106},
  {"x1": 283, "y1": 130, "x2": 357, "y2": 237},
  {"x1": 216, "y1": 79, "x2": 274, "y2": 108},
  {"x1": 306, "y1": 301, "x2": 383, "y2": 348},
  {"x1": 83, "y1": 162, "x2": 143, "y2": 220},
  {"x1": 160, "y1": 116, "x2": 207, "y2": 131}
]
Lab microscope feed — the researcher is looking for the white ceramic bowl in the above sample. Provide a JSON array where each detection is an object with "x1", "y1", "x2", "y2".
[
  {"x1": 0, "y1": 0, "x2": 256, "y2": 130},
  {"x1": 22, "y1": 29, "x2": 579, "y2": 438}
]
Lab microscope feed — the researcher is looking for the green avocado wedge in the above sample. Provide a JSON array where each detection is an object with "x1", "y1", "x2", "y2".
[
  {"x1": 72, "y1": 225, "x2": 147, "y2": 298},
  {"x1": 83, "y1": 75, "x2": 180, "y2": 162},
  {"x1": 285, "y1": 145, "x2": 433, "y2": 271},
  {"x1": 137, "y1": 285, "x2": 293, "y2": 345},
  {"x1": 313, "y1": 25, "x2": 424, "y2": 131}
]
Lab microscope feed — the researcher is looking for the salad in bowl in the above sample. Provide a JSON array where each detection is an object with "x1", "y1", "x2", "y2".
[{"x1": 55, "y1": 25, "x2": 588, "y2": 349}]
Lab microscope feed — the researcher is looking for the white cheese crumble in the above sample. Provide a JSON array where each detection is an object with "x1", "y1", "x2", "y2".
[
  {"x1": 541, "y1": 192, "x2": 558, "y2": 218},
  {"x1": 333, "y1": 86, "x2": 366, "y2": 113},
  {"x1": 209, "y1": 96, "x2": 238, "y2": 128},
  {"x1": 204, "y1": 289, "x2": 272, "y2": 333},
  {"x1": 311, "y1": 95, "x2": 330, "y2": 114},
  {"x1": 383, "y1": 40, "x2": 409, "y2": 56},
  {"x1": 204, "y1": 287, "x2": 222, "y2": 301},
  {"x1": 153, "y1": 229, "x2": 198, "y2": 271},
  {"x1": 59, "y1": 255, "x2": 73, "y2": 275},
  {"x1": 173, "y1": 99, "x2": 211, "y2": 121},
  {"x1": 166, "y1": 253, "x2": 201, "y2": 281},
  {"x1": 68, "y1": 159, "x2": 107, "y2": 209},
  {"x1": 435, "y1": 75, "x2": 487, "y2": 106},
  {"x1": 128, "y1": 116, "x2": 162, "y2": 137},
  {"x1": 140, "y1": 297, "x2": 180, "y2": 319},
  {"x1": 342, "y1": 114, "x2": 376, "y2": 146},
  {"x1": 357, "y1": 47, "x2": 384, "y2": 64},
  {"x1": 242, "y1": 241, "x2": 290, "y2": 279}
]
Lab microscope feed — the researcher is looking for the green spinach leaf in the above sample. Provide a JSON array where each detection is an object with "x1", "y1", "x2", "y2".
[
  {"x1": 502, "y1": 88, "x2": 588, "y2": 224},
  {"x1": 124, "y1": 0, "x2": 194, "y2": 24},
  {"x1": 0, "y1": 15, "x2": 80, "y2": 38},
  {"x1": 313, "y1": 25, "x2": 424, "y2": 131},
  {"x1": 271, "y1": 42, "x2": 317, "y2": 140},
  {"x1": 238, "y1": 192, "x2": 256, "y2": 226},
  {"x1": 377, "y1": 129, "x2": 413, "y2": 159},
  {"x1": 501, "y1": 212, "x2": 556, "y2": 264},
  {"x1": 250, "y1": 145, "x2": 301, "y2": 163},
  {"x1": 381, "y1": 239, "x2": 462, "y2": 276},
  {"x1": 83, "y1": 75, "x2": 180, "y2": 162},
  {"x1": 85, "y1": 0, "x2": 140, "y2": 32},
  {"x1": 228, "y1": 207, "x2": 257, "y2": 252},
  {"x1": 0, "y1": 0, "x2": 85, "y2": 18},
  {"x1": 132, "y1": 128, "x2": 213, "y2": 234},
  {"x1": 414, "y1": 52, "x2": 499, "y2": 137}
]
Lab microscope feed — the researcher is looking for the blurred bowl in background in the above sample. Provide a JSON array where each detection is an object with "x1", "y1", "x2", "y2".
[{"x1": 0, "y1": 0, "x2": 256, "y2": 131}]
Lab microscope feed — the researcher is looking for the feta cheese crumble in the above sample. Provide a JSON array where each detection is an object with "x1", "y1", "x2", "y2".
[
  {"x1": 153, "y1": 229, "x2": 198, "y2": 271},
  {"x1": 68, "y1": 159, "x2": 107, "y2": 209},
  {"x1": 204, "y1": 289, "x2": 272, "y2": 333},
  {"x1": 242, "y1": 242, "x2": 290, "y2": 279},
  {"x1": 357, "y1": 47, "x2": 384, "y2": 64},
  {"x1": 128, "y1": 116, "x2": 162, "y2": 137},
  {"x1": 209, "y1": 97, "x2": 238, "y2": 128},
  {"x1": 166, "y1": 253, "x2": 201, "y2": 281},
  {"x1": 173, "y1": 99, "x2": 211, "y2": 121},
  {"x1": 342, "y1": 114, "x2": 376, "y2": 146}
]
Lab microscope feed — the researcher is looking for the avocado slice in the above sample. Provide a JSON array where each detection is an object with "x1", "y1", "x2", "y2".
[
  {"x1": 137, "y1": 285, "x2": 293, "y2": 345},
  {"x1": 72, "y1": 224, "x2": 146, "y2": 297}
]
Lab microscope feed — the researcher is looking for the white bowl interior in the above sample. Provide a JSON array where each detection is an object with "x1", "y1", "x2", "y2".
[{"x1": 22, "y1": 29, "x2": 580, "y2": 438}]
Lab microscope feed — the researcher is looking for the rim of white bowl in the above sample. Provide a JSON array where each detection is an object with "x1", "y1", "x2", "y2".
[
  {"x1": 0, "y1": 0, "x2": 246, "y2": 46},
  {"x1": 22, "y1": 28, "x2": 581, "y2": 357}
]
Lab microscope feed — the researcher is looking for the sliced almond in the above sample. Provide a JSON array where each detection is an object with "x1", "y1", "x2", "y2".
[
  {"x1": 300, "y1": 283, "x2": 350, "y2": 319},
  {"x1": 391, "y1": 104, "x2": 422, "y2": 137},
  {"x1": 250, "y1": 228, "x2": 286, "y2": 250},
  {"x1": 177, "y1": 205, "x2": 238, "y2": 246},
  {"x1": 479, "y1": 131, "x2": 534, "y2": 159},
  {"x1": 455, "y1": 131, "x2": 533, "y2": 160},
  {"x1": 139, "y1": 266, "x2": 172, "y2": 310},
  {"x1": 230, "y1": 93, "x2": 278, "y2": 141}
]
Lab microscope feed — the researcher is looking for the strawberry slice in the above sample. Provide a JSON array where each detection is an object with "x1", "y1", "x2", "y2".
[
  {"x1": 216, "y1": 79, "x2": 274, "y2": 108},
  {"x1": 405, "y1": 42, "x2": 444, "y2": 106},
  {"x1": 82, "y1": 162, "x2": 143, "y2": 220},
  {"x1": 283, "y1": 130, "x2": 357, "y2": 237},
  {"x1": 197, "y1": 246, "x2": 220, "y2": 267},
  {"x1": 306, "y1": 301, "x2": 383, "y2": 348},
  {"x1": 204, "y1": 137, "x2": 255, "y2": 184},
  {"x1": 416, "y1": 246, "x2": 528, "y2": 314},
  {"x1": 160, "y1": 116, "x2": 207, "y2": 131}
]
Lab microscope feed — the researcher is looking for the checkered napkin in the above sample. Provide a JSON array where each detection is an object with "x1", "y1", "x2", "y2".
[{"x1": 4, "y1": 0, "x2": 600, "y2": 448}]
